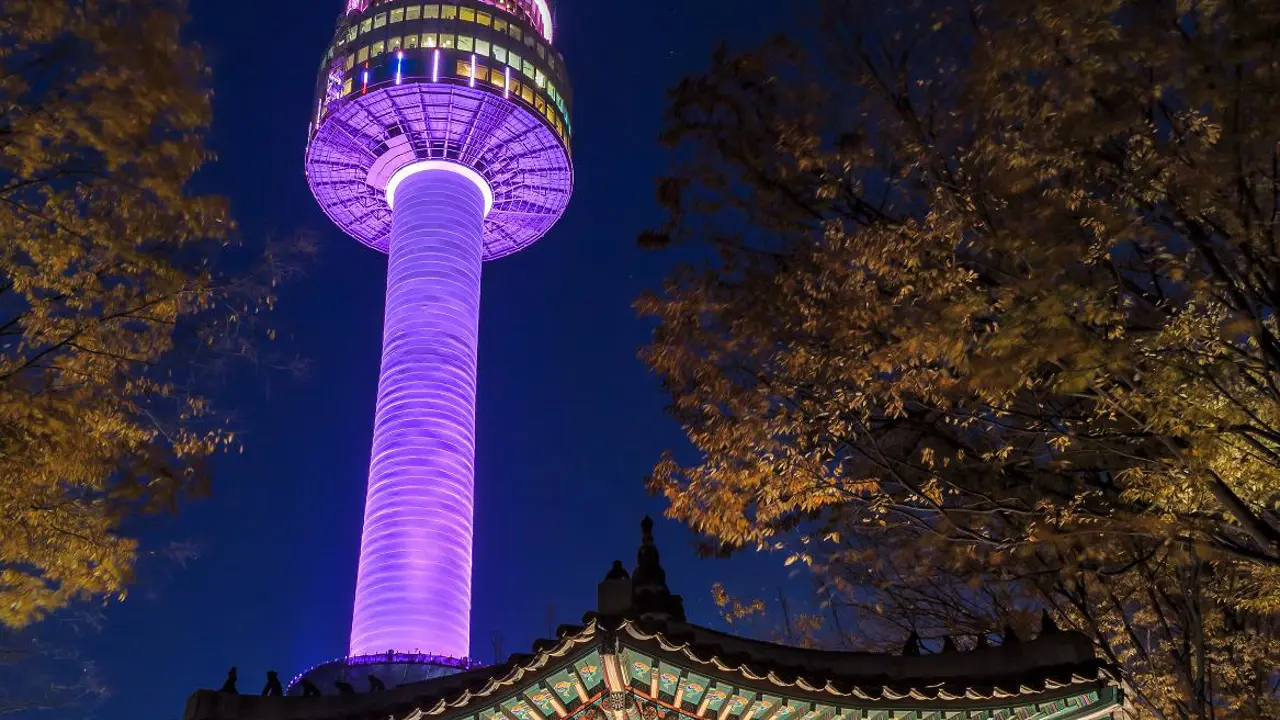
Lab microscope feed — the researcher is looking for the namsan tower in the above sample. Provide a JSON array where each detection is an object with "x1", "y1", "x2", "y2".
[{"x1": 298, "y1": 0, "x2": 571, "y2": 685}]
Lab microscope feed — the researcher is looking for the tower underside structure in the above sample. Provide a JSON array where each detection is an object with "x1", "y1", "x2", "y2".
[{"x1": 303, "y1": 0, "x2": 572, "y2": 674}]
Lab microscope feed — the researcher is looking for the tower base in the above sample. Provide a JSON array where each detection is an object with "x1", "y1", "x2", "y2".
[{"x1": 287, "y1": 653, "x2": 481, "y2": 696}]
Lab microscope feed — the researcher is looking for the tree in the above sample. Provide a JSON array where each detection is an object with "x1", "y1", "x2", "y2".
[
  {"x1": 638, "y1": 0, "x2": 1280, "y2": 717},
  {"x1": 0, "y1": 0, "x2": 298, "y2": 627},
  {"x1": 0, "y1": 614, "x2": 107, "y2": 718}
]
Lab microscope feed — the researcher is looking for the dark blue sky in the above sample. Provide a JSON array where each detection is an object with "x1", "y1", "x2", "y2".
[{"x1": 82, "y1": 1, "x2": 799, "y2": 718}]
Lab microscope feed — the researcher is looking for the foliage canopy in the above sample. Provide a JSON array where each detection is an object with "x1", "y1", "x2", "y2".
[
  {"x1": 0, "y1": 0, "x2": 294, "y2": 627},
  {"x1": 640, "y1": 1, "x2": 1280, "y2": 717}
]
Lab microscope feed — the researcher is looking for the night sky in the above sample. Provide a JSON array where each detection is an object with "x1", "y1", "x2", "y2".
[{"x1": 80, "y1": 1, "x2": 798, "y2": 718}]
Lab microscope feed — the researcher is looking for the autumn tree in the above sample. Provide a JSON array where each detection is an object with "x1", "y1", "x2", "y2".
[
  {"x1": 639, "y1": 0, "x2": 1280, "y2": 717},
  {"x1": 0, "y1": 0, "x2": 297, "y2": 627},
  {"x1": 0, "y1": 615, "x2": 107, "y2": 718}
]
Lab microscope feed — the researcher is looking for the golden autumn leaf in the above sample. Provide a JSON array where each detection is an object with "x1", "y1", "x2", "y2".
[
  {"x1": 640, "y1": 1, "x2": 1280, "y2": 717},
  {"x1": 0, "y1": 0, "x2": 302, "y2": 628}
]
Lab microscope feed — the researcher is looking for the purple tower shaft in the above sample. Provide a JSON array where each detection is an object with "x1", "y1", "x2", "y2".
[
  {"x1": 306, "y1": 0, "x2": 573, "y2": 673},
  {"x1": 351, "y1": 167, "x2": 487, "y2": 659}
]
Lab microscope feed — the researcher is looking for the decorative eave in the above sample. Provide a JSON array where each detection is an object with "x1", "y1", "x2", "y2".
[
  {"x1": 385, "y1": 615, "x2": 1122, "y2": 720},
  {"x1": 612, "y1": 617, "x2": 1116, "y2": 706},
  {"x1": 405, "y1": 621, "x2": 605, "y2": 719},
  {"x1": 181, "y1": 622, "x2": 606, "y2": 720}
]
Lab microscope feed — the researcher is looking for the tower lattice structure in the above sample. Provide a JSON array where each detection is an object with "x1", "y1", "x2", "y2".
[{"x1": 304, "y1": 0, "x2": 572, "y2": 669}]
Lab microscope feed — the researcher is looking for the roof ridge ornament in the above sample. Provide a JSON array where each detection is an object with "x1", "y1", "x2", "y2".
[
  {"x1": 901, "y1": 631, "x2": 922, "y2": 656},
  {"x1": 631, "y1": 517, "x2": 686, "y2": 622}
]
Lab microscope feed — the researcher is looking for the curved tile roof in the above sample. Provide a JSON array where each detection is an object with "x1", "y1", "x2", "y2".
[{"x1": 182, "y1": 615, "x2": 1118, "y2": 720}]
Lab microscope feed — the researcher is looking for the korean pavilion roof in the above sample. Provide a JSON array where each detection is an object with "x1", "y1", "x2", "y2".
[{"x1": 182, "y1": 520, "x2": 1123, "y2": 720}]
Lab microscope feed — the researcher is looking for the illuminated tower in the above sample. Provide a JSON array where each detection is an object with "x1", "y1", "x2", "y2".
[{"x1": 302, "y1": 0, "x2": 571, "y2": 677}]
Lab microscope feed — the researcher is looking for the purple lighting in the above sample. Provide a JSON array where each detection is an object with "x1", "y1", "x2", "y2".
[
  {"x1": 350, "y1": 166, "x2": 488, "y2": 658},
  {"x1": 286, "y1": 653, "x2": 482, "y2": 697},
  {"x1": 305, "y1": 0, "x2": 572, "y2": 667}
]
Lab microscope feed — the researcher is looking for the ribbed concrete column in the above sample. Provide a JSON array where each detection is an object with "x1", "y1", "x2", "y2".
[{"x1": 349, "y1": 165, "x2": 488, "y2": 659}]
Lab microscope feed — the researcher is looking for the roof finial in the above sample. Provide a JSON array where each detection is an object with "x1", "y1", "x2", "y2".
[
  {"x1": 634, "y1": 516, "x2": 664, "y2": 586},
  {"x1": 630, "y1": 516, "x2": 686, "y2": 622},
  {"x1": 901, "y1": 631, "x2": 922, "y2": 656}
]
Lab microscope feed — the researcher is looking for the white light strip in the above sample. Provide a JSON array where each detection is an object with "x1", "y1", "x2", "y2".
[
  {"x1": 432, "y1": 48, "x2": 440, "y2": 82},
  {"x1": 533, "y1": 0, "x2": 553, "y2": 42},
  {"x1": 385, "y1": 161, "x2": 494, "y2": 216},
  {"x1": 504, "y1": 66, "x2": 510, "y2": 98},
  {"x1": 470, "y1": 53, "x2": 477, "y2": 87}
]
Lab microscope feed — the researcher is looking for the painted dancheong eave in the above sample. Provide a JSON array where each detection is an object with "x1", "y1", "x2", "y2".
[{"x1": 396, "y1": 619, "x2": 1124, "y2": 720}]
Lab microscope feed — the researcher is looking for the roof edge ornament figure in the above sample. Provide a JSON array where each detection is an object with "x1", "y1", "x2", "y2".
[
  {"x1": 299, "y1": 0, "x2": 574, "y2": 687},
  {"x1": 597, "y1": 560, "x2": 632, "y2": 616}
]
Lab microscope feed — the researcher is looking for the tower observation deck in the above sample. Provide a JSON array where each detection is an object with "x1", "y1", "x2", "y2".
[{"x1": 303, "y1": 0, "x2": 572, "y2": 677}]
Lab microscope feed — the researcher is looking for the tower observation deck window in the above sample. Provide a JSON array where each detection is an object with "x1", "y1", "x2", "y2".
[{"x1": 316, "y1": 0, "x2": 572, "y2": 143}]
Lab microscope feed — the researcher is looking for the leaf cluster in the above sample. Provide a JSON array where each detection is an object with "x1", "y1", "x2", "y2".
[
  {"x1": 640, "y1": 1, "x2": 1280, "y2": 717},
  {"x1": 0, "y1": 0, "x2": 302, "y2": 627}
]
